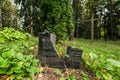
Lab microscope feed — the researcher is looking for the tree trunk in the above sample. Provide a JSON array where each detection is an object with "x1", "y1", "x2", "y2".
[
  {"x1": 110, "y1": 0, "x2": 115, "y2": 40},
  {"x1": 72, "y1": 0, "x2": 80, "y2": 38},
  {"x1": 91, "y1": 12, "x2": 94, "y2": 41},
  {"x1": 0, "y1": 5, "x2": 2, "y2": 30}
]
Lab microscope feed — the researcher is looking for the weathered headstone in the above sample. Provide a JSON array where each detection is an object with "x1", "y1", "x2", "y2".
[
  {"x1": 38, "y1": 30, "x2": 65, "y2": 68},
  {"x1": 38, "y1": 30, "x2": 83, "y2": 69},
  {"x1": 50, "y1": 34, "x2": 56, "y2": 47},
  {"x1": 66, "y1": 46, "x2": 83, "y2": 69}
]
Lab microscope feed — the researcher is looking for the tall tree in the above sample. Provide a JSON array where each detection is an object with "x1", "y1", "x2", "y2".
[
  {"x1": 0, "y1": 0, "x2": 18, "y2": 29},
  {"x1": 39, "y1": 0, "x2": 74, "y2": 41},
  {"x1": 109, "y1": 0, "x2": 116, "y2": 39},
  {"x1": 72, "y1": 0, "x2": 83, "y2": 38},
  {"x1": 115, "y1": 0, "x2": 120, "y2": 38},
  {"x1": 15, "y1": 0, "x2": 41, "y2": 34},
  {"x1": 15, "y1": 0, "x2": 74, "y2": 41},
  {"x1": 85, "y1": 0, "x2": 100, "y2": 41},
  {"x1": 2, "y1": 0, "x2": 18, "y2": 28},
  {"x1": 0, "y1": 0, "x2": 4, "y2": 30},
  {"x1": 103, "y1": 0, "x2": 119, "y2": 40}
]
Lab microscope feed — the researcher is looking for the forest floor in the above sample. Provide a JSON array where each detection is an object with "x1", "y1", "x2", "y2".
[{"x1": 33, "y1": 65, "x2": 97, "y2": 80}]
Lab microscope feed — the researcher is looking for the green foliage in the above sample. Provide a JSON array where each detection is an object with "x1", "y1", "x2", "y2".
[
  {"x1": 15, "y1": 0, "x2": 74, "y2": 40},
  {"x1": 0, "y1": 28, "x2": 39, "y2": 80},
  {"x1": 0, "y1": 0, "x2": 18, "y2": 28},
  {"x1": 0, "y1": 27, "x2": 30, "y2": 43},
  {"x1": 39, "y1": 0, "x2": 74, "y2": 41},
  {"x1": 82, "y1": 73, "x2": 90, "y2": 80},
  {"x1": 0, "y1": 50, "x2": 39, "y2": 80},
  {"x1": 60, "y1": 77, "x2": 65, "y2": 80},
  {"x1": 67, "y1": 75, "x2": 76, "y2": 80},
  {"x1": 62, "y1": 39, "x2": 120, "y2": 80},
  {"x1": 55, "y1": 68, "x2": 62, "y2": 75},
  {"x1": 117, "y1": 25, "x2": 120, "y2": 36}
]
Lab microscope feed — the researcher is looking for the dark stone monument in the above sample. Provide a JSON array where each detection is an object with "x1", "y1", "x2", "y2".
[
  {"x1": 38, "y1": 30, "x2": 65, "y2": 68},
  {"x1": 38, "y1": 30, "x2": 83, "y2": 69},
  {"x1": 65, "y1": 46, "x2": 83, "y2": 69}
]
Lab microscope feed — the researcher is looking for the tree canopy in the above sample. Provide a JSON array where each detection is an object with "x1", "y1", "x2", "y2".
[
  {"x1": 0, "y1": 0, "x2": 119, "y2": 40},
  {"x1": 15, "y1": 0, "x2": 74, "y2": 41}
]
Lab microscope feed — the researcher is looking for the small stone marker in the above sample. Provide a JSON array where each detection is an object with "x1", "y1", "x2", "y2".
[
  {"x1": 38, "y1": 30, "x2": 83, "y2": 69},
  {"x1": 38, "y1": 30, "x2": 65, "y2": 68},
  {"x1": 66, "y1": 46, "x2": 83, "y2": 69}
]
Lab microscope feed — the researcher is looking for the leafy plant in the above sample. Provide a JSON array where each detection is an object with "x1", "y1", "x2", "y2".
[
  {"x1": 83, "y1": 51, "x2": 120, "y2": 80},
  {"x1": 0, "y1": 27, "x2": 27, "y2": 43},
  {"x1": 67, "y1": 75, "x2": 76, "y2": 80},
  {"x1": 62, "y1": 39, "x2": 120, "y2": 80},
  {"x1": 0, "y1": 47, "x2": 39, "y2": 80},
  {"x1": 0, "y1": 28, "x2": 39, "y2": 80},
  {"x1": 60, "y1": 77, "x2": 65, "y2": 80},
  {"x1": 55, "y1": 68, "x2": 62, "y2": 75},
  {"x1": 39, "y1": 0, "x2": 74, "y2": 41},
  {"x1": 82, "y1": 73, "x2": 90, "y2": 80}
]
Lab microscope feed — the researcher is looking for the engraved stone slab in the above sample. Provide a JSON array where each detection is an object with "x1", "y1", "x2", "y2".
[
  {"x1": 38, "y1": 30, "x2": 83, "y2": 69},
  {"x1": 38, "y1": 30, "x2": 65, "y2": 69},
  {"x1": 66, "y1": 46, "x2": 83, "y2": 69}
]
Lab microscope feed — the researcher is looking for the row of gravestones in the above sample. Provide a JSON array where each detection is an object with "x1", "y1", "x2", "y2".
[{"x1": 38, "y1": 30, "x2": 83, "y2": 69}]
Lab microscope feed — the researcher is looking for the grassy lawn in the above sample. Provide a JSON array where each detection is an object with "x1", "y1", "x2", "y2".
[
  {"x1": 62, "y1": 38, "x2": 120, "y2": 61},
  {"x1": 57, "y1": 38, "x2": 120, "y2": 80}
]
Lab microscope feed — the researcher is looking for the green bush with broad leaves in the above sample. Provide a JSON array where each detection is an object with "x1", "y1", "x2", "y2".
[
  {"x1": 0, "y1": 28, "x2": 27, "y2": 43},
  {"x1": 0, "y1": 28, "x2": 39, "y2": 80}
]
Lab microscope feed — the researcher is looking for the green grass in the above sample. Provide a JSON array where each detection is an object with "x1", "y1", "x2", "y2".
[
  {"x1": 62, "y1": 38, "x2": 120, "y2": 61},
  {"x1": 59, "y1": 38, "x2": 120, "y2": 80}
]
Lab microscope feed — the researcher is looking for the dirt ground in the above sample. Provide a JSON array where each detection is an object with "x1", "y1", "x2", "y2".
[{"x1": 34, "y1": 66, "x2": 83, "y2": 80}]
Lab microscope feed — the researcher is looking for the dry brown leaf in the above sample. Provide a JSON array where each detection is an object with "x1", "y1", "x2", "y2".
[{"x1": 38, "y1": 74, "x2": 43, "y2": 78}]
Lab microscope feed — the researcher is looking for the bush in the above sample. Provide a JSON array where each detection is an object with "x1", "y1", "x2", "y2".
[
  {"x1": 39, "y1": 0, "x2": 74, "y2": 41},
  {"x1": 0, "y1": 49, "x2": 39, "y2": 80},
  {"x1": 0, "y1": 28, "x2": 39, "y2": 80}
]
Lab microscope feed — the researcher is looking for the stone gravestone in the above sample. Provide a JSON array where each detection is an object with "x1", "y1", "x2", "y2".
[
  {"x1": 38, "y1": 30, "x2": 83, "y2": 69},
  {"x1": 38, "y1": 30, "x2": 65, "y2": 68},
  {"x1": 65, "y1": 46, "x2": 83, "y2": 69}
]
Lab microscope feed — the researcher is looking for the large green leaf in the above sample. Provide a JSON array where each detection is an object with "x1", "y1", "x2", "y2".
[
  {"x1": 2, "y1": 49, "x2": 15, "y2": 59},
  {"x1": 0, "y1": 37, "x2": 5, "y2": 43},
  {"x1": 102, "y1": 72, "x2": 112, "y2": 80},
  {"x1": 32, "y1": 59, "x2": 39, "y2": 66},
  {"x1": 6, "y1": 68, "x2": 13, "y2": 75},
  {"x1": 60, "y1": 77, "x2": 65, "y2": 80},
  {"x1": 89, "y1": 52, "x2": 98, "y2": 60},
  {"x1": 96, "y1": 70, "x2": 103, "y2": 79},
  {"x1": 14, "y1": 69, "x2": 24, "y2": 74},
  {"x1": 10, "y1": 74, "x2": 16, "y2": 80},
  {"x1": 27, "y1": 66, "x2": 39, "y2": 73},
  {"x1": 26, "y1": 55, "x2": 33, "y2": 61},
  {"x1": 16, "y1": 53, "x2": 24, "y2": 60},
  {"x1": 0, "y1": 69, "x2": 6, "y2": 74},
  {"x1": 107, "y1": 59, "x2": 120, "y2": 67},
  {"x1": 24, "y1": 62, "x2": 30, "y2": 67},
  {"x1": 0, "y1": 57, "x2": 9, "y2": 68}
]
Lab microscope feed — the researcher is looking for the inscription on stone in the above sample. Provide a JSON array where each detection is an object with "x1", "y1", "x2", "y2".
[{"x1": 66, "y1": 46, "x2": 83, "y2": 69}]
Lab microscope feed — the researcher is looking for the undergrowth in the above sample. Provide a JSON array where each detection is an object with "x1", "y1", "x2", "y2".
[
  {"x1": 57, "y1": 38, "x2": 120, "y2": 80},
  {"x1": 0, "y1": 28, "x2": 39, "y2": 80}
]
